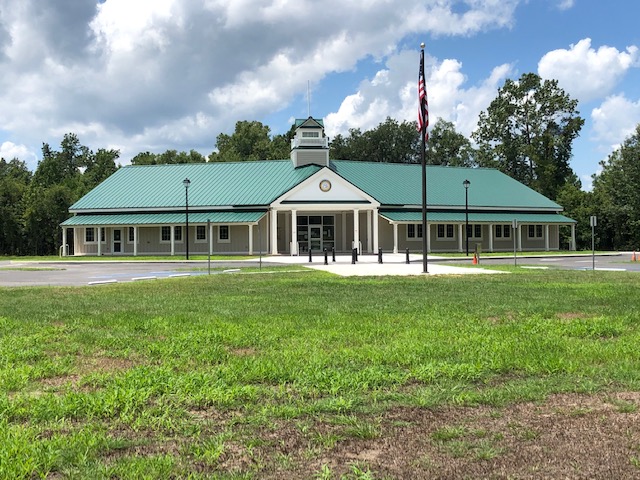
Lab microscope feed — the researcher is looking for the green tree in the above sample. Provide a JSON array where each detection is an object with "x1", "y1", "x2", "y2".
[
  {"x1": 0, "y1": 158, "x2": 31, "y2": 254},
  {"x1": 555, "y1": 178, "x2": 594, "y2": 250},
  {"x1": 131, "y1": 151, "x2": 158, "y2": 165},
  {"x1": 23, "y1": 184, "x2": 76, "y2": 255},
  {"x1": 473, "y1": 73, "x2": 584, "y2": 199},
  {"x1": 329, "y1": 117, "x2": 420, "y2": 163},
  {"x1": 210, "y1": 121, "x2": 274, "y2": 162},
  {"x1": 590, "y1": 124, "x2": 640, "y2": 250},
  {"x1": 426, "y1": 119, "x2": 475, "y2": 167},
  {"x1": 83, "y1": 148, "x2": 120, "y2": 191},
  {"x1": 33, "y1": 133, "x2": 87, "y2": 189}
]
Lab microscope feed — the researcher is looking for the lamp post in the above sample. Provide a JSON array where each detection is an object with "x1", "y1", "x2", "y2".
[
  {"x1": 183, "y1": 178, "x2": 191, "y2": 260},
  {"x1": 463, "y1": 179, "x2": 470, "y2": 256}
]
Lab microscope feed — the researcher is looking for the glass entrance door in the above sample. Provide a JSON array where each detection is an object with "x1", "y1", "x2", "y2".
[{"x1": 296, "y1": 215, "x2": 335, "y2": 253}]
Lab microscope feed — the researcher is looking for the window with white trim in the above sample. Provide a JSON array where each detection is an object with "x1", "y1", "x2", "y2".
[
  {"x1": 196, "y1": 225, "x2": 207, "y2": 242},
  {"x1": 465, "y1": 224, "x2": 482, "y2": 239},
  {"x1": 436, "y1": 224, "x2": 455, "y2": 239},
  {"x1": 127, "y1": 227, "x2": 136, "y2": 243},
  {"x1": 85, "y1": 227, "x2": 96, "y2": 243},
  {"x1": 159, "y1": 226, "x2": 182, "y2": 243},
  {"x1": 494, "y1": 224, "x2": 512, "y2": 239},
  {"x1": 161, "y1": 226, "x2": 171, "y2": 243},
  {"x1": 302, "y1": 131, "x2": 320, "y2": 138},
  {"x1": 528, "y1": 225, "x2": 543, "y2": 239},
  {"x1": 406, "y1": 223, "x2": 423, "y2": 240},
  {"x1": 218, "y1": 225, "x2": 230, "y2": 243}
]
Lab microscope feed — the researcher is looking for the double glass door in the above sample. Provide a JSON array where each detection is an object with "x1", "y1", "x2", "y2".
[{"x1": 297, "y1": 215, "x2": 334, "y2": 253}]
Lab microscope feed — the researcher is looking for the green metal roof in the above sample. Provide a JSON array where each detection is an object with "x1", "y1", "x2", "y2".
[
  {"x1": 68, "y1": 160, "x2": 567, "y2": 220},
  {"x1": 61, "y1": 211, "x2": 266, "y2": 227},
  {"x1": 294, "y1": 117, "x2": 324, "y2": 128},
  {"x1": 70, "y1": 161, "x2": 320, "y2": 211},
  {"x1": 332, "y1": 161, "x2": 562, "y2": 210},
  {"x1": 380, "y1": 211, "x2": 576, "y2": 224}
]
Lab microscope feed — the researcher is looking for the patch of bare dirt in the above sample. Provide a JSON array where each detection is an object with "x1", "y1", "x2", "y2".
[{"x1": 249, "y1": 392, "x2": 640, "y2": 479}]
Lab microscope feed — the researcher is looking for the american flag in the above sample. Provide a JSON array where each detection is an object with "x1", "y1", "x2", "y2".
[{"x1": 418, "y1": 50, "x2": 429, "y2": 142}]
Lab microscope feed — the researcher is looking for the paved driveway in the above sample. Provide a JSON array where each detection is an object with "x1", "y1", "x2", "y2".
[{"x1": 0, "y1": 253, "x2": 636, "y2": 287}]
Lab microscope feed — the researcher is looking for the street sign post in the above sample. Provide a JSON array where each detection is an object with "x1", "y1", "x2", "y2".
[{"x1": 590, "y1": 216, "x2": 597, "y2": 270}]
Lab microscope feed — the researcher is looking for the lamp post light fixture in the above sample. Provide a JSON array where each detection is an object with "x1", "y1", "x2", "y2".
[
  {"x1": 183, "y1": 178, "x2": 191, "y2": 260},
  {"x1": 463, "y1": 179, "x2": 470, "y2": 256}
]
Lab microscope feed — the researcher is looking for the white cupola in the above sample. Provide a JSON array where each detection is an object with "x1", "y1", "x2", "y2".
[{"x1": 290, "y1": 117, "x2": 329, "y2": 168}]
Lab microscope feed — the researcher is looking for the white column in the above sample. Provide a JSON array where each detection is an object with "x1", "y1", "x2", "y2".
[
  {"x1": 393, "y1": 223, "x2": 398, "y2": 254},
  {"x1": 367, "y1": 210, "x2": 372, "y2": 253},
  {"x1": 372, "y1": 209, "x2": 379, "y2": 252},
  {"x1": 62, "y1": 228, "x2": 67, "y2": 256},
  {"x1": 248, "y1": 224, "x2": 254, "y2": 255},
  {"x1": 290, "y1": 210, "x2": 297, "y2": 256},
  {"x1": 427, "y1": 224, "x2": 431, "y2": 253},
  {"x1": 489, "y1": 224, "x2": 494, "y2": 252},
  {"x1": 544, "y1": 224, "x2": 550, "y2": 251},
  {"x1": 270, "y1": 210, "x2": 278, "y2": 255},
  {"x1": 458, "y1": 224, "x2": 464, "y2": 253},
  {"x1": 353, "y1": 209, "x2": 360, "y2": 253},
  {"x1": 517, "y1": 225, "x2": 523, "y2": 252},
  {"x1": 97, "y1": 227, "x2": 102, "y2": 256},
  {"x1": 341, "y1": 213, "x2": 347, "y2": 252},
  {"x1": 571, "y1": 224, "x2": 576, "y2": 251},
  {"x1": 133, "y1": 226, "x2": 138, "y2": 256},
  {"x1": 170, "y1": 225, "x2": 175, "y2": 256}
]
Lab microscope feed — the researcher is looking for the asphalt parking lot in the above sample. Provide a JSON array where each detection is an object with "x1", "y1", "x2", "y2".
[{"x1": 0, "y1": 252, "x2": 636, "y2": 287}]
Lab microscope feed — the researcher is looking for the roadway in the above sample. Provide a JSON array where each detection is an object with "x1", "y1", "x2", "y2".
[{"x1": 0, "y1": 252, "x2": 637, "y2": 287}]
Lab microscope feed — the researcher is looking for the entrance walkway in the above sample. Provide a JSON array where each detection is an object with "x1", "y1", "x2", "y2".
[{"x1": 258, "y1": 253, "x2": 503, "y2": 277}]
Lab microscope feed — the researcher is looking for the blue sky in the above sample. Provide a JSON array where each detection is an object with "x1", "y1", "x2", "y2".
[{"x1": 1, "y1": 0, "x2": 639, "y2": 191}]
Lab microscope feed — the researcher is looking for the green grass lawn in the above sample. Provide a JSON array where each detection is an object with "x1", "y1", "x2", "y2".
[{"x1": 1, "y1": 268, "x2": 640, "y2": 478}]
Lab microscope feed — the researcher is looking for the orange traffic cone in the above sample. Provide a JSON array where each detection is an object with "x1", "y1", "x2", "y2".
[{"x1": 472, "y1": 253, "x2": 478, "y2": 265}]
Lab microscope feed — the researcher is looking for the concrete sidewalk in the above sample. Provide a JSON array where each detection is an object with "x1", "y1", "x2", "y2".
[{"x1": 257, "y1": 253, "x2": 504, "y2": 277}]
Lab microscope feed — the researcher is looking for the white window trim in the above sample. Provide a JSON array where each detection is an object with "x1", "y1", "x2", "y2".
[
  {"x1": 159, "y1": 225, "x2": 183, "y2": 244},
  {"x1": 218, "y1": 225, "x2": 231, "y2": 243},
  {"x1": 494, "y1": 224, "x2": 512, "y2": 240},
  {"x1": 160, "y1": 226, "x2": 171, "y2": 244},
  {"x1": 126, "y1": 226, "x2": 139, "y2": 244},
  {"x1": 405, "y1": 223, "x2": 423, "y2": 242},
  {"x1": 527, "y1": 224, "x2": 544, "y2": 239},
  {"x1": 436, "y1": 224, "x2": 456, "y2": 241},
  {"x1": 195, "y1": 225, "x2": 207, "y2": 243},
  {"x1": 466, "y1": 224, "x2": 483, "y2": 240},
  {"x1": 84, "y1": 227, "x2": 97, "y2": 244},
  {"x1": 174, "y1": 225, "x2": 184, "y2": 243}
]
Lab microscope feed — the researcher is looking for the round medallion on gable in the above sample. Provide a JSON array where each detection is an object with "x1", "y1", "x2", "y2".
[{"x1": 319, "y1": 179, "x2": 332, "y2": 192}]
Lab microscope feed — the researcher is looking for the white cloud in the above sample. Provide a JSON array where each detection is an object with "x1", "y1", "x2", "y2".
[
  {"x1": 0, "y1": 142, "x2": 37, "y2": 165},
  {"x1": 554, "y1": 0, "x2": 575, "y2": 11},
  {"x1": 324, "y1": 50, "x2": 512, "y2": 140},
  {"x1": 538, "y1": 38, "x2": 639, "y2": 103},
  {"x1": 591, "y1": 94, "x2": 640, "y2": 146},
  {"x1": 0, "y1": 0, "x2": 522, "y2": 166}
]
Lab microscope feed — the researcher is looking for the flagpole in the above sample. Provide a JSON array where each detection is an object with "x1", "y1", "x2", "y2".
[{"x1": 420, "y1": 43, "x2": 428, "y2": 274}]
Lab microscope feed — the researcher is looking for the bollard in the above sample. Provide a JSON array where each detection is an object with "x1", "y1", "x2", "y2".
[
  {"x1": 352, "y1": 248, "x2": 357, "y2": 264},
  {"x1": 406, "y1": 248, "x2": 410, "y2": 264},
  {"x1": 308, "y1": 249, "x2": 312, "y2": 263},
  {"x1": 378, "y1": 247, "x2": 383, "y2": 264},
  {"x1": 324, "y1": 248, "x2": 328, "y2": 265},
  {"x1": 332, "y1": 247, "x2": 336, "y2": 262}
]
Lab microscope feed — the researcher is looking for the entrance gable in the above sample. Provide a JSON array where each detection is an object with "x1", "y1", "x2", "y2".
[{"x1": 273, "y1": 168, "x2": 378, "y2": 206}]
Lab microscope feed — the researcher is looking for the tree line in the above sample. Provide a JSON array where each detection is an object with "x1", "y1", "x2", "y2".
[{"x1": 1, "y1": 73, "x2": 639, "y2": 255}]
